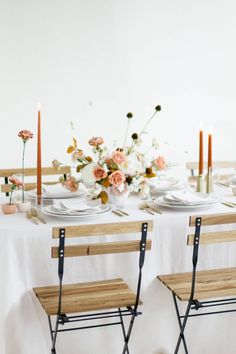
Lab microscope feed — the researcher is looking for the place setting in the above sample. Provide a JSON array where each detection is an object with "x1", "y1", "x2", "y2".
[
  {"x1": 26, "y1": 183, "x2": 86, "y2": 201},
  {"x1": 154, "y1": 189, "x2": 220, "y2": 210},
  {"x1": 41, "y1": 198, "x2": 112, "y2": 220},
  {"x1": 148, "y1": 175, "x2": 187, "y2": 194}
]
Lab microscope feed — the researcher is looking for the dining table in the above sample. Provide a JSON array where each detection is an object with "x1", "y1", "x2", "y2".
[{"x1": 1, "y1": 185, "x2": 236, "y2": 354}]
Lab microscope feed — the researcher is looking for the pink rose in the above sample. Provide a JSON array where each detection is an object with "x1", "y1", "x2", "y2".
[
  {"x1": 63, "y1": 176, "x2": 79, "y2": 192},
  {"x1": 72, "y1": 150, "x2": 84, "y2": 161},
  {"x1": 9, "y1": 176, "x2": 23, "y2": 187},
  {"x1": 88, "y1": 136, "x2": 104, "y2": 146},
  {"x1": 18, "y1": 130, "x2": 33, "y2": 141},
  {"x1": 154, "y1": 156, "x2": 166, "y2": 170},
  {"x1": 93, "y1": 166, "x2": 108, "y2": 181},
  {"x1": 112, "y1": 151, "x2": 126, "y2": 165},
  {"x1": 108, "y1": 170, "x2": 126, "y2": 188}
]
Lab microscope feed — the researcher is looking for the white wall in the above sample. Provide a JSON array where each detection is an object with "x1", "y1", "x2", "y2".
[{"x1": 1, "y1": 0, "x2": 236, "y2": 169}]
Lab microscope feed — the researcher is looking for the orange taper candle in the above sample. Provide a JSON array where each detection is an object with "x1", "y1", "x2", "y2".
[
  {"x1": 37, "y1": 104, "x2": 42, "y2": 202},
  {"x1": 199, "y1": 128, "x2": 203, "y2": 175},
  {"x1": 208, "y1": 130, "x2": 212, "y2": 171}
]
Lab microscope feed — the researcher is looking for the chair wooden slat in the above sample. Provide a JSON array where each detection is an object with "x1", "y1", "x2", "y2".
[
  {"x1": 52, "y1": 220, "x2": 153, "y2": 238},
  {"x1": 0, "y1": 166, "x2": 70, "y2": 178},
  {"x1": 186, "y1": 161, "x2": 236, "y2": 184},
  {"x1": 33, "y1": 278, "x2": 141, "y2": 315},
  {"x1": 186, "y1": 161, "x2": 236, "y2": 171},
  {"x1": 158, "y1": 267, "x2": 236, "y2": 301},
  {"x1": 187, "y1": 230, "x2": 236, "y2": 245},
  {"x1": 1, "y1": 181, "x2": 61, "y2": 193},
  {"x1": 0, "y1": 166, "x2": 71, "y2": 193},
  {"x1": 51, "y1": 239, "x2": 152, "y2": 258},
  {"x1": 189, "y1": 213, "x2": 236, "y2": 227}
]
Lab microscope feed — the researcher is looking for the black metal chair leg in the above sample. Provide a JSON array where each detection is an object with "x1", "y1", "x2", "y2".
[
  {"x1": 122, "y1": 313, "x2": 137, "y2": 354},
  {"x1": 48, "y1": 316, "x2": 57, "y2": 353},
  {"x1": 50, "y1": 315, "x2": 60, "y2": 354},
  {"x1": 118, "y1": 308, "x2": 130, "y2": 354},
  {"x1": 172, "y1": 294, "x2": 189, "y2": 354},
  {"x1": 48, "y1": 316, "x2": 54, "y2": 341},
  {"x1": 174, "y1": 301, "x2": 192, "y2": 354}
]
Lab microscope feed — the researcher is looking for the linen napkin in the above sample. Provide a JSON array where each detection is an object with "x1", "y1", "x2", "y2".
[
  {"x1": 164, "y1": 190, "x2": 209, "y2": 205},
  {"x1": 42, "y1": 184, "x2": 71, "y2": 197},
  {"x1": 53, "y1": 198, "x2": 100, "y2": 214}
]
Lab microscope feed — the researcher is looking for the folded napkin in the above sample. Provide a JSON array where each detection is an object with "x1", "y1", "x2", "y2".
[
  {"x1": 42, "y1": 184, "x2": 69, "y2": 197},
  {"x1": 53, "y1": 198, "x2": 100, "y2": 214},
  {"x1": 164, "y1": 191, "x2": 210, "y2": 205}
]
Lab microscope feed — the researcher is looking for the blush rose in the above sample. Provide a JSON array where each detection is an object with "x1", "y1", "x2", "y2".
[{"x1": 108, "y1": 170, "x2": 126, "y2": 188}]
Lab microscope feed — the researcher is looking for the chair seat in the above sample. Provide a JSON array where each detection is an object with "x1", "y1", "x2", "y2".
[
  {"x1": 158, "y1": 267, "x2": 236, "y2": 301},
  {"x1": 33, "y1": 278, "x2": 141, "y2": 316}
]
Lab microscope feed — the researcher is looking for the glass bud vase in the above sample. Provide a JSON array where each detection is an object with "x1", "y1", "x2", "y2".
[{"x1": 108, "y1": 186, "x2": 130, "y2": 209}]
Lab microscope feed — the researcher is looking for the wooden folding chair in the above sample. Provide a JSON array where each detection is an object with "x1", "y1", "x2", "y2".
[
  {"x1": 0, "y1": 166, "x2": 70, "y2": 195},
  {"x1": 33, "y1": 220, "x2": 153, "y2": 354},
  {"x1": 157, "y1": 212, "x2": 236, "y2": 354}
]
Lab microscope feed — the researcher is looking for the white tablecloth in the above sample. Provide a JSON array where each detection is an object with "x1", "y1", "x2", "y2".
[{"x1": 1, "y1": 192, "x2": 236, "y2": 354}]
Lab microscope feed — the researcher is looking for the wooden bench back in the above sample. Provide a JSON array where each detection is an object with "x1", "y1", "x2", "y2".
[
  {"x1": 0, "y1": 166, "x2": 71, "y2": 193},
  {"x1": 188, "y1": 213, "x2": 236, "y2": 245},
  {"x1": 186, "y1": 161, "x2": 236, "y2": 183},
  {"x1": 186, "y1": 161, "x2": 236, "y2": 172},
  {"x1": 52, "y1": 220, "x2": 153, "y2": 258}
]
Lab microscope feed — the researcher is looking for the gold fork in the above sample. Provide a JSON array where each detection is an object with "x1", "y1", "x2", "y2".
[
  {"x1": 26, "y1": 210, "x2": 40, "y2": 224},
  {"x1": 139, "y1": 202, "x2": 162, "y2": 215},
  {"x1": 31, "y1": 208, "x2": 47, "y2": 224}
]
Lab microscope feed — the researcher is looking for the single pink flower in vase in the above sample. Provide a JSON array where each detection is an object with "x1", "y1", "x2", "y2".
[
  {"x1": 18, "y1": 130, "x2": 33, "y2": 202},
  {"x1": 1, "y1": 176, "x2": 23, "y2": 214}
]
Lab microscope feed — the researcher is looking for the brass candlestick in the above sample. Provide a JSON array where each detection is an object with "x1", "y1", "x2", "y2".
[
  {"x1": 196, "y1": 174, "x2": 205, "y2": 193},
  {"x1": 206, "y1": 167, "x2": 213, "y2": 193}
]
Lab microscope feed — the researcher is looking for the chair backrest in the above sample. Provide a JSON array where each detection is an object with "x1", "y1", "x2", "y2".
[
  {"x1": 52, "y1": 220, "x2": 153, "y2": 259},
  {"x1": 186, "y1": 161, "x2": 236, "y2": 182},
  {"x1": 188, "y1": 212, "x2": 236, "y2": 246},
  {"x1": 0, "y1": 166, "x2": 71, "y2": 193},
  {"x1": 185, "y1": 213, "x2": 236, "y2": 301},
  {"x1": 52, "y1": 220, "x2": 153, "y2": 314}
]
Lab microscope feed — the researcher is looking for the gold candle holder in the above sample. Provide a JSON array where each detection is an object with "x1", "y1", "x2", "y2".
[
  {"x1": 196, "y1": 174, "x2": 205, "y2": 193},
  {"x1": 206, "y1": 168, "x2": 213, "y2": 194}
]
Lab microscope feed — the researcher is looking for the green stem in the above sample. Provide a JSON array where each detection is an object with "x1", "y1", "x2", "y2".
[
  {"x1": 123, "y1": 119, "x2": 130, "y2": 149},
  {"x1": 140, "y1": 110, "x2": 159, "y2": 136},
  {"x1": 9, "y1": 189, "x2": 13, "y2": 205},
  {"x1": 22, "y1": 141, "x2": 26, "y2": 202}
]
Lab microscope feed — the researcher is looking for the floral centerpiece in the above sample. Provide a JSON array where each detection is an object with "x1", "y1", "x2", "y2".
[{"x1": 65, "y1": 105, "x2": 165, "y2": 204}]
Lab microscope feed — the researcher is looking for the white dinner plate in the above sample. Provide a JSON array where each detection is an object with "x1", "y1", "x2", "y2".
[
  {"x1": 155, "y1": 194, "x2": 220, "y2": 210},
  {"x1": 26, "y1": 188, "x2": 86, "y2": 200},
  {"x1": 41, "y1": 204, "x2": 111, "y2": 219},
  {"x1": 149, "y1": 177, "x2": 186, "y2": 192},
  {"x1": 163, "y1": 192, "x2": 220, "y2": 205}
]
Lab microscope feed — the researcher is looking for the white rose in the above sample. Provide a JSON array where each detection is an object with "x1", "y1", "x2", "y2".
[
  {"x1": 122, "y1": 154, "x2": 145, "y2": 176},
  {"x1": 81, "y1": 163, "x2": 96, "y2": 185},
  {"x1": 138, "y1": 181, "x2": 150, "y2": 199}
]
